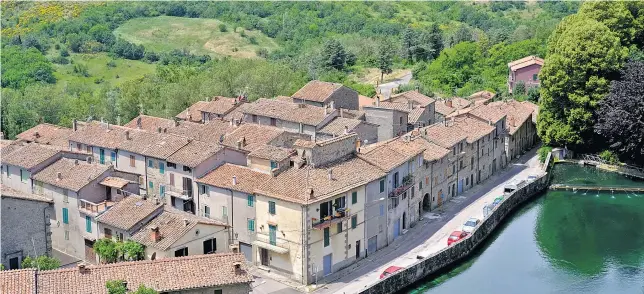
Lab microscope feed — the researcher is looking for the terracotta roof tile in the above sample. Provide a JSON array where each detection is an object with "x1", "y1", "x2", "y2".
[
  {"x1": 1, "y1": 143, "x2": 61, "y2": 170},
  {"x1": 248, "y1": 145, "x2": 295, "y2": 162},
  {"x1": 118, "y1": 131, "x2": 189, "y2": 160},
  {"x1": 96, "y1": 195, "x2": 163, "y2": 231},
  {"x1": 451, "y1": 97, "x2": 472, "y2": 109},
  {"x1": 508, "y1": 55, "x2": 544, "y2": 71},
  {"x1": 275, "y1": 95, "x2": 293, "y2": 102},
  {"x1": 318, "y1": 117, "x2": 364, "y2": 136},
  {"x1": 256, "y1": 156, "x2": 386, "y2": 204},
  {"x1": 408, "y1": 108, "x2": 425, "y2": 124},
  {"x1": 420, "y1": 124, "x2": 466, "y2": 148},
  {"x1": 175, "y1": 101, "x2": 209, "y2": 122},
  {"x1": 485, "y1": 100, "x2": 535, "y2": 134},
  {"x1": 32, "y1": 158, "x2": 110, "y2": 192},
  {"x1": 0, "y1": 268, "x2": 36, "y2": 294},
  {"x1": 0, "y1": 184, "x2": 52, "y2": 203},
  {"x1": 167, "y1": 140, "x2": 223, "y2": 168},
  {"x1": 388, "y1": 90, "x2": 436, "y2": 107},
  {"x1": 468, "y1": 103, "x2": 507, "y2": 123},
  {"x1": 376, "y1": 101, "x2": 412, "y2": 113},
  {"x1": 453, "y1": 116, "x2": 495, "y2": 143},
  {"x1": 33, "y1": 253, "x2": 252, "y2": 293},
  {"x1": 192, "y1": 96, "x2": 242, "y2": 116},
  {"x1": 434, "y1": 101, "x2": 456, "y2": 116},
  {"x1": 68, "y1": 121, "x2": 132, "y2": 149},
  {"x1": 241, "y1": 98, "x2": 329, "y2": 126},
  {"x1": 417, "y1": 139, "x2": 450, "y2": 162},
  {"x1": 16, "y1": 124, "x2": 72, "y2": 148},
  {"x1": 130, "y1": 207, "x2": 227, "y2": 251},
  {"x1": 358, "y1": 95, "x2": 374, "y2": 108},
  {"x1": 358, "y1": 136, "x2": 425, "y2": 171},
  {"x1": 123, "y1": 115, "x2": 174, "y2": 132},
  {"x1": 168, "y1": 120, "x2": 236, "y2": 142},
  {"x1": 292, "y1": 80, "x2": 344, "y2": 102},
  {"x1": 221, "y1": 124, "x2": 285, "y2": 153},
  {"x1": 99, "y1": 177, "x2": 130, "y2": 189},
  {"x1": 339, "y1": 109, "x2": 365, "y2": 120},
  {"x1": 197, "y1": 164, "x2": 273, "y2": 194}
]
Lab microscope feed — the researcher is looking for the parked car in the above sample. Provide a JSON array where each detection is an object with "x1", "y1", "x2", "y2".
[
  {"x1": 492, "y1": 196, "x2": 504, "y2": 206},
  {"x1": 527, "y1": 175, "x2": 538, "y2": 182},
  {"x1": 504, "y1": 179, "x2": 526, "y2": 194},
  {"x1": 380, "y1": 266, "x2": 404, "y2": 279},
  {"x1": 447, "y1": 231, "x2": 469, "y2": 246},
  {"x1": 462, "y1": 217, "x2": 481, "y2": 233}
]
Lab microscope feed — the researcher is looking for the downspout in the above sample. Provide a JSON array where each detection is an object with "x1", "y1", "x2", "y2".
[
  {"x1": 227, "y1": 188, "x2": 235, "y2": 245},
  {"x1": 429, "y1": 162, "x2": 434, "y2": 212},
  {"x1": 43, "y1": 204, "x2": 51, "y2": 257},
  {"x1": 301, "y1": 204, "x2": 307, "y2": 285},
  {"x1": 476, "y1": 140, "x2": 480, "y2": 184}
]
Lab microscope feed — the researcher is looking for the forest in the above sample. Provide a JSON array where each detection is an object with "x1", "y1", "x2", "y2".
[{"x1": 0, "y1": 2, "x2": 581, "y2": 141}]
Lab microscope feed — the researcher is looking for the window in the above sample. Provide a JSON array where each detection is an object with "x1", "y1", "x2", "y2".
[
  {"x1": 20, "y1": 169, "x2": 27, "y2": 183},
  {"x1": 170, "y1": 173, "x2": 175, "y2": 186},
  {"x1": 418, "y1": 156, "x2": 423, "y2": 167},
  {"x1": 393, "y1": 172, "x2": 399, "y2": 188},
  {"x1": 129, "y1": 155, "x2": 136, "y2": 167},
  {"x1": 159, "y1": 162, "x2": 165, "y2": 174},
  {"x1": 471, "y1": 158, "x2": 474, "y2": 170},
  {"x1": 104, "y1": 228, "x2": 112, "y2": 238},
  {"x1": 183, "y1": 166, "x2": 192, "y2": 172},
  {"x1": 148, "y1": 159, "x2": 154, "y2": 168},
  {"x1": 110, "y1": 152, "x2": 116, "y2": 162},
  {"x1": 215, "y1": 290, "x2": 223, "y2": 294},
  {"x1": 269, "y1": 225, "x2": 277, "y2": 245},
  {"x1": 76, "y1": 143, "x2": 82, "y2": 151},
  {"x1": 86, "y1": 145, "x2": 91, "y2": 153},
  {"x1": 533, "y1": 74, "x2": 538, "y2": 81},
  {"x1": 63, "y1": 190, "x2": 69, "y2": 203},
  {"x1": 324, "y1": 227, "x2": 330, "y2": 247},
  {"x1": 222, "y1": 206, "x2": 228, "y2": 219},
  {"x1": 99, "y1": 149, "x2": 105, "y2": 164},
  {"x1": 466, "y1": 177, "x2": 469, "y2": 185},
  {"x1": 337, "y1": 222, "x2": 343, "y2": 233},
  {"x1": 64, "y1": 230, "x2": 69, "y2": 240},
  {"x1": 419, "y1": 181, "x2": 423, "y2": 190},
  {"x1": 460, "y1": 160, "x2": 463, "y2": 170},
  {"x1": 247, "y1": 195, "x2": 255, "y2": 207},
  {"x1": 270, "y1": 161, "x2": 278, "y2": 169},
  {"x1": 85, "y1": 216, "x2": 92, "y2": 233},
  {"x1": 200, "y1": 185, "x2": 209, "y2": 195},
  {"x1": 62, "y1": 208, "x2": 69, "y2": 224},
  {"x1": 159, "y1": 185, "x2": 165, "y2": 196},
  {"x1": 379, "y1": 179, "x2": 385, "y2": 193},
  {"x1": 351, "y1": 192, "x2": 357, "y2": 204},
  {"x1": 5, "y1": 165, "x2": 9, "y2": 178},
  {"x1": 204, "y1": 205, "x2": 210, "y2": 218},
  {"x1": 117, "y1": 232, "x2": 124, "y2": 241},
  {"x1": 248, "y1": 219, "x2": 255, "y2": 232},
  {"x1": 380, "y1": 204, "x2": 385, "y2": 216},
  {"x1": 351, "y1": 215, "x2": 358, "y2": 229},
  {"x1": 269, "y1": 201, "x2": 276, "y2": 215},
  {"x1": 167, "y1": 162, "x2": 176, "y2": 168},
  {"x1": 252, "y1": 115, "x2": 258, "y2": 123},
  {"x1": 399, "y1": 116, "x2": 403, "y2": 125},
  {"x1": 174, "y1": 247, "x2": 188, "y2": 257},
  {"x1": 270, "y1": 118, "x2": 277, "y2": 126},
  {"x1": 453, "y1": 147, "x2": 456, "y2": 155},
  {"x1": 334, "y1": 196, "x2": 346, "y2": 209},
  {"x1": 299, "y1": 123, "x2": 304, "y2": 133},
  {"x1": 203, "y1": 238, "x2": 216, "y2": 254},
  {"x1": 148, "y1": 181, "x2": 154, "y2": 190}
]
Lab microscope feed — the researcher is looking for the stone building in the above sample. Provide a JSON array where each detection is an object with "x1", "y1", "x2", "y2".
[
  {"x1": 1, "y1": 143, "x2": 63, "y2": 194},
  {"x1": 382, "y1": 90, "x2": 436, "y2": 128},
  {"x1": 420, "y1": 124, "x2": 468, "y2": 203},
  {"x1": 15, "y1": 123, "x2": 73, "y2": 148},
  {"x1": 0, "y1": 253, "x2": 254, "y2": 294},
  {"x1": 240, "y1": 98, "x2": 337, "y2": 137},
  {"x1": 291, "y1": 80, "x2": 360, "y2": 110},
  {"x1": 363, "y1": 101, "x2": 409, "y2": 142},
  {"x1": 175, "y1": 96, "x2": 246, "y2": 123},
  {"x1": 1, "y1": 185, "x2": 54, "y2": 270}
]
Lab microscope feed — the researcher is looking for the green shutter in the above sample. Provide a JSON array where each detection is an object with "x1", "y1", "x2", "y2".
[
  {"x1": 62, "y1": 208, "x2": 69, "y2": 224},
  {"x1": 248, "y1": 219, "x2": 255, "y2": 232},
  {"x1": 351, "y1": 192, "x2": 357, "y2": 204},
  {"x1": 248, "y1": 195, "x2": 254, "y2": 207},
  {"x1": 159, "y1": 162, "x2": 165, "y2": 174},
  {"x1": 149, "y1": 181, "x2": 154, "y2": 189},
  {"x1": 85, "y1": 216, "x2": 92, "y2": 233},
  {"x1": 351, "y1": 215, "x2": 357, "y2": 229},
  {"x1": 269, "y1": 201, "x2": 275, "y2": 214},
  {"x1": 379, "y1": 180, "x2": 385, "y2": 193},
  {"x1": 323, "y1": 228, "x2": 330, "y2": 247}
]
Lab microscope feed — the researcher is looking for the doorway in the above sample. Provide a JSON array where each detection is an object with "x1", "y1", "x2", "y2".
[
  {"x1": 9, "y1": 257, "x2": 20, "y2": 270},
  {"x1": 368, "y1": 236, "x2": 377, "y2": 255},
  {"x1": 323, "y1": 254, "x2": 332, "y2": 276},
  {"x1": 402, "y1": 212, "x2": 407, "y2": 229},
  {"x1": 355, "y1": 240, "x2": 361, "y2": 259},
  {"x1": 260, "y1": 248, "x2": 269, "y2": 266}
]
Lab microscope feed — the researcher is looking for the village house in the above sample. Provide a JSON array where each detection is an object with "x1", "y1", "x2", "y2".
[
  {"x1": 381, "y1": 90, "x2": 436, "y2": 128},
  {"x1": 129, "y1": 206, "x2": 230, "y2": 260},
  {"x1": 1, "y1": 185, "x2": 54, "y2": 270},
  {"x1": 31, "y1": 157, "x2": 139, "y2": 263},
  {"x1": 15, "y1": 123, "x2": 73, "y2": 148},
  {"x1": 469, "y1": 90, "x2": 495, "y2": 106},
  {"x1": 291, "y1": 80, "x2": 360, "y2": 110},
  {"x1": 467, "y1": 103, "x2": 510, "y2": 168},
  {"x1": 452, "y1": 116, "x2": 497, "y2": 188},
  {"x1": 196, "y1": 163, "x2": 273, "y2": 262},
  {"x1": 363, "y1": 98, "x2": 410, "y2": 142},
  {"x1": 124, "y1": 114, "x2": 237, "y2": 142},
  {"x1": 0, "y1": 253, "x2": 253, "y2": 294},
  {"x1": 316, "y1": 116, "x2": 379, "y2": 145},
  {"x1": 175, "y1": 95, "x2": 246, "y2": 123},
  {"x1": 249, "y1": 134, "x2": 386, "y2": 284},
  {"x1": 508, "y1": 55, "x2": 544, "y2": 94},
  {"x1": 96, "y1": 194, "x2": 164, "y2": 243},
  {"x1": 1, "y1": 143, "x2": 63, "y2": 194},
  {"x1": 411, "y1": 135, "x2": 451, "y2": 211}
]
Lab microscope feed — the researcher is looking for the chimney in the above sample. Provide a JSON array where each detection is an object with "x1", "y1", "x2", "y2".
[
  {"x1": 446, "y1": 99, "x2": 453, "y2": 108},
  {"x1": 86, "y1": 156, "x2": 93, "y2": 164},
  {"x1": 232, "y1": 175, "x2": 237, "y2": 185},
  {"x1": 183, "y1": 218, "x2": 189, "y2": 226},
  {"x1": 77, "y1": 263, "x2": 88, "y2": 273},
  {"x1": 136, "y1": 117, "x2": 142, "y2": 129},
  {"x1": 73, "y1": 119, "x2": 78, "y2": 131},
  {"x1": 241, "y1": 137, "x2": 246, "y2": 147},
  {"x1": 330, "y1": 101, "x2": 335, "y2": 110},
  {"x1": 339, "y1": 108, "x2": 343, "y2": 118},
  {"x1": 327, "y1": 169, "x2": 333, "y2": 180},
  {"x1": 174, "y1": 120, "x2": 179, "y2": 127},
  {"x1": 56, "y1": 172, "x2": 62, "y2": 180},
  {"x1": 153, "y1": 197, "x2": 160, "y2": 205},
  {"x1": 324, "y1": 107, "x2": 328, "y2": 116},
  {"x1": 236, "y1": 140, "x2": 242, "y2": 150},
  {"x1": 298, "y1": 104, "x2": 306, "y2": 108},
  {"x1": 34, "y1": 131, "x2": 40, "y2": 138},
  {"x1": 74, "y1": 159, "x2": 79, "y2": 165},
  {"x1": 125, "y1": 130, "x2": 131, "y2": 140},
  {"x1": 187, "y1": 111, "x2": 192, "y2": 122},
  {"x1": 150, "y1": 226, "x2": 160, "y2": 242},
  {"x1": 163, "y1": 128, "x2": 167, "y2": 133},
  {"x1": 344, "y1": 126, "x2": 349, "y2": 135},
  {"x1": 376, "y1": 96, "x2": 380, "y2": 107},
  {"x1": 408, "y1": 101, "x2": 413, "y2": 110},
  {"x1": 234, "y1": 262, "x2": 242, "y2": 273}
]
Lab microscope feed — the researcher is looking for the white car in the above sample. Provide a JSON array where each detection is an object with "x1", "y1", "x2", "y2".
[{"x1": 462, "y1": 217, "x2": 481, "y2": 233}]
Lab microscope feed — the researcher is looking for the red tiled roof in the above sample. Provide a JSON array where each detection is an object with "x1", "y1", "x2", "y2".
[
  {"x1": 241, "y1": 98, "x2": 329, "y2": 126},
  {"x1": 1, "y1": 143, "x2": 61, "y2": 170},
  {"x1": 16, "y1": 123, "x2": 72, "y2": 148},
  {"x1": 32, "y1": 158, "x2": 110, "y2": 192},
  {"x1": 123, "y1": 115, "x2": 174, "y2": 132},
  {"x1": 508, "y1": 55, "x2": 544, "y2": 71},
  {"x1": 0, "y1": 269, "x2": 36, "y2": 294},
  {"x1": 434, "y1": 101, "x2": 456, "y2": 116},
  {"x1": 420, "y1": 124, "x2": 466, "y2": 149},
  {"x1": 95, "y1": 195, "x2": 163, "y2": 231},
  {"x1": 197, "y1": 163, "x2": 273, "y2": 194},
  {"x1": 221, "y1": 124, "x2": 285, "y2": 153},
  {"x1": 292, "y1": 80, "x2": 344, "y2": 102},
  {"x1": 388, "y1": 90, "x2": 436, "y2": 107},
  {"x1": 167, "y1": 140, "x2": 223, "y2": 168}
]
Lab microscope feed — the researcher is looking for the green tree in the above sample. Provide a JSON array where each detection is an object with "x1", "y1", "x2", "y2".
[
  {"x1": 377, "y1": 42, "x2": 394, "y2": 82},
  {"x1": 537, "y1": 15, "x2": 628, "y2": 148},
  {"x1": 416, "y1": 42, "x2": 482, "y2": 95},
  {"x1": 320, "y1": 39, "x2": 347, "y2": 70},
  {"x1": 94, "y1": 238, "x2": 119, "y2": 264},
  {"x1": 106, "y1": 280, "x2": 158, "y2": 294},
  {"x1": 1, "y1": 46, "x2": 55, "y2": 89},
  {"x1": 119, "y1": 240, "x2": 145, "y2": 261},
  {"x1": 578, "y1": 2, "x2": 638, "y2": 47},
  {"x1": 21, "y1": 256, "x2": 61, "y2": 270},
  {"x1": 514, "y1": 81, "x2": 526, "y2": 95}
]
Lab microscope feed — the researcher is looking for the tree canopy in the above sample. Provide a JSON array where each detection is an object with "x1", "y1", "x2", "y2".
[
  {"x1": 1, "y1": 46, "x2": 55, "y2": 89},
  {"x1": 21, "y1": 256, "x2": 61, "y2": 270}
]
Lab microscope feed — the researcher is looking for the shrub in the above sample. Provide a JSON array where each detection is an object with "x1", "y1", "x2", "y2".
[
  {"x1": 538, "y1": 146, "x2": 553, "y2": 163},
  {"x1": 218, "y1": 23, "x2": 228, "y2": 32},
  {"x1": 248, "y1": 36, "x2": 258, "y2": 45},
  {"x1": 256, "y1": 48, "x2": 269, "y2": 58},
  {"x1": 21, "y1": 256, "x2": 60, "y2": 270},
  {"x1": 106, "y1": 60, "x2": 117, "y2": 68},
  {"x1": 599, "y1": 150, "x2": 619, "y2": 164}
]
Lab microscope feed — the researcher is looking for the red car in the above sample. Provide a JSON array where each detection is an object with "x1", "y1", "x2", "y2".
[
  {"x1": 447, "y1": 231, "x2": 468, "y2": 246},
  {"x1": 379, "y1": 266, "x2": 404, "y2": 279}
]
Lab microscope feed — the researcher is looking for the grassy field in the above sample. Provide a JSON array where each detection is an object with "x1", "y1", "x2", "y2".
[
  {"x1": 52, "y1": 53, "x2": 156, "y2": 89},
  {"x1": 113, "y1": 16, "x2": 279, "y2": 58},
  {"x1": 351, "y1": 68, "x2": 411, "y2": 85}
]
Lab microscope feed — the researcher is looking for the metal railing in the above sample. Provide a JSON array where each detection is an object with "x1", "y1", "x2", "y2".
[
  {"x1": 253, "y1": 231, "x2": 289, "y2": 249},
  {"x1": 79, "y1": 199, "x2": 111, "y2": 214}
]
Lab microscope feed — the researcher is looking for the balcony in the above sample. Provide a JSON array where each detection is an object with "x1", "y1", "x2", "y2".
[
  {"x1": 389, "y1": 175, "x2": 414, "y2": 198},
  {"x1": 311, "y1": 208, "x2": 352, "y2": 230},
  {"x1": 79, "y1": 199, "x2": 113, "y2": 216},
  {"x1": 252, "y1": 231, "x2": 289, "y2": 254},
  {"x1": 165, "y1": 185, "x2": 193, "y2": 200}
]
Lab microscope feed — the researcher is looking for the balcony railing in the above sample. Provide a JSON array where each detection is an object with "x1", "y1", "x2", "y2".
[
  {"x1": 165, "y1": 185, "x2": 193, "y2": 200},
  {"x1": 253, "y1": 231, "x2": 290, "y2": 250},
  {"x1": 311, "y1": 208, "x2": 351, "y2": 230},
  {"x1": 79, "y1": 199, "x2": 113, "y2": 215},
  {"x1": 389, "y1": 175, "x2": 414, "y2": 198}
]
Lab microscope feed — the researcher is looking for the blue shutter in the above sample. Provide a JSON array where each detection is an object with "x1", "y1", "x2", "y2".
[
  {"x1": 62, "y1": 208, "x2": 69, "y2": 224},
  {"x1": 85, "y1": 216, "x2": 92, "y2": 233},
  {"x1": 159, "y1": 162, "x2": 165, "y2": 174},
  {"x1": 247, "y1": 195, "x2": 254, "y2": 207}
]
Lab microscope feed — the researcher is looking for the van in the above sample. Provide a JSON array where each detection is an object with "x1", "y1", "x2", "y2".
[{"x1": 504, "y1": 179, "x2": 526, "y2": 194}]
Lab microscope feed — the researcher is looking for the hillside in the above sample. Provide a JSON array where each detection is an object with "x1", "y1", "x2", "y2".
[{"x1": 114, "y1": 16, "x2": 279, "y2": 58}]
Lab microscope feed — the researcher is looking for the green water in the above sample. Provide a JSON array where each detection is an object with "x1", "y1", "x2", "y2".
[{"x1": 408, "y1": 164, "x2": 644, "y2": 294}]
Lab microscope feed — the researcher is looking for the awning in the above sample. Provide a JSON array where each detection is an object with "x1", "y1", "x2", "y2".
[
  {"x1": 100, "y1": 177, "x2": 129, "y2": 188},
  {"x1": 252, "y1": 240, "x2": 289, "y2": 254}
]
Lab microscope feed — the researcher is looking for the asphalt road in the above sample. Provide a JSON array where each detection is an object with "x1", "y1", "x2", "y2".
[{"x1": 377, "y1": 71, "x2": 412, "y2": 98}]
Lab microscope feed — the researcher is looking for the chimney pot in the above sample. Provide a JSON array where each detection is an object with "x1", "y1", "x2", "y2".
[
  {"x1": 157, "y1": 127, "x2": 162, "y2": 133},
  {"x1": 75, "y1": 159, "x2": 79, "y2": 165},
  {"x1": 340, "y1": 108, "x2": 343, "y2": 118},
  {"x1": 234, "y1": 262, "x2": 242, "y2": 272},
  {"x1": 34, "y1": 131, "x2": 40, "y2": 138},
  {"x1": 136, "y1": 117, "x2": 142, "y2": 129},
  {"x1": 125, "y1": 130, "x2": 131, "y2": 140},
  {"x1": 77, "y1": 263, "x2": 87, "y2": 273},
  {"x1": 73, "y1": 119, "x2": 78, "y2": 131},
  {"x1": 376, "y1": 96, "x2": 380, "y2": 107},
  {"x1": 174, "y1": 120, "x2": 179, "y2": 127},
  {"x1": 327, "y1": 169, "x2": 333, "y2": 180},
  {"x1": 344, "y1": 126, "x2": 349, "y2": 135},
  {"x1": 56, "y1": 172, "x2": 62, "y2": 180},
  {"x1": 183, "y1": 218, "x2": 189, "y2": 226},
  {"x1": 150, "y1": 225, "x2": 160, "y2": 242},
  {"x1": 232, "y1": 175, "x2": 237, "y2": 185}
]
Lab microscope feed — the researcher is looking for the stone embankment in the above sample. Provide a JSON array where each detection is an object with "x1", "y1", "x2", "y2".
[{"x1": 358, "y1": 173, "x2": 550, "y2": 294}]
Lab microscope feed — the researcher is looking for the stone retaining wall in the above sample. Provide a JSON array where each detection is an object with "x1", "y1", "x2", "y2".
[{"x1": 359, "y1": 174, "x2": 550, "y2": 294}]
